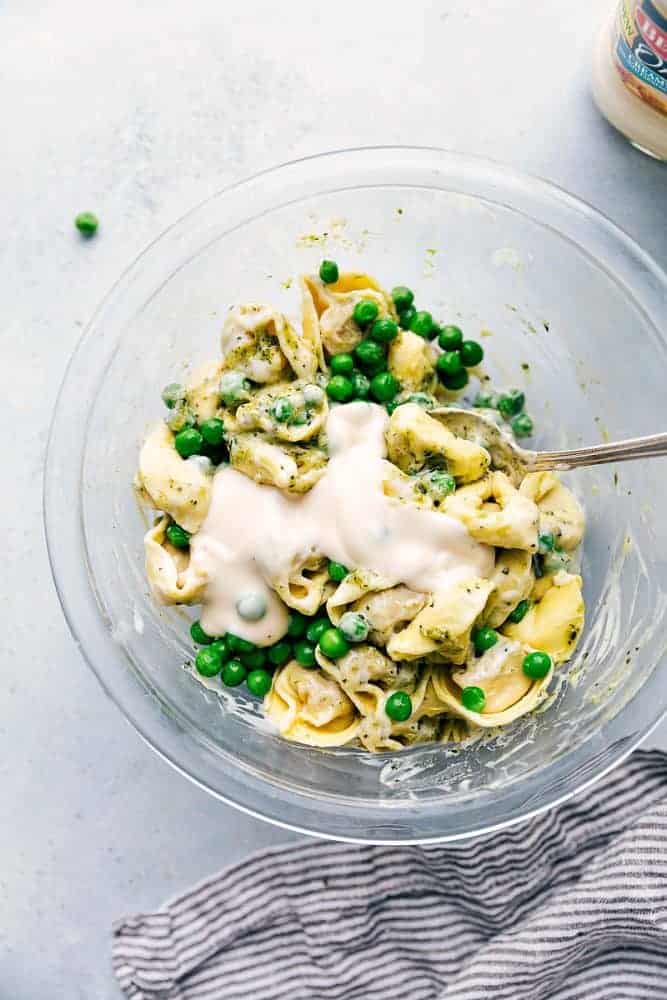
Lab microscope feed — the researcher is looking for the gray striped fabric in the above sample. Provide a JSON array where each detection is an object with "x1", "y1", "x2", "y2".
[{"x1": 113, "y1": 749, "x2": 667, "y2": 1000}]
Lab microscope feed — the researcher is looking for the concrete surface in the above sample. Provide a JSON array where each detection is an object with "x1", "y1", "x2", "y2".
[{"x1": 1, "y1": 0, "x2": 665, "y2": 996}]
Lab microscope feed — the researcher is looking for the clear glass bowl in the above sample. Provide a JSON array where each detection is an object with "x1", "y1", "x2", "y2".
[{"x1": 45, "y1": 147, "x2": 667, "y2": 843}]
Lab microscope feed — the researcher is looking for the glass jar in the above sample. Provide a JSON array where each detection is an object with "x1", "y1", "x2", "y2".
[{"x1": 592, "y1": 0, "x2": 667, "y2": 160}]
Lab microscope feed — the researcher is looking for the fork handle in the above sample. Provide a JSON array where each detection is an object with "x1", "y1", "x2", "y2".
[{"x1": 529, "y1": 432, "x2": 667, "y2": 472}]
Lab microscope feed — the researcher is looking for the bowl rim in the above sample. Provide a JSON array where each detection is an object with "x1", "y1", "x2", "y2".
[{"x1": 44, "y1": 145, "x2": 667, "y2": 843}]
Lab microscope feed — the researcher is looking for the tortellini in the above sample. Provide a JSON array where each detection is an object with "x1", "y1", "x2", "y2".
[
  {"x1": 502, "y1": 572, "x2": 585, "y2": 663},
  {"x1": 235, "y1": 380, "x2": 328, "y2": 443},
  {"x1": 301, "y1": 273, "x2": 393, "y2": 356},
  {"x1": 444, "y1": 472, "x2": 539, "y2": 550},
  {"x1": 144, "y1": 516, "x2": 208, "y2": 604},
  {"x1": 317, "y1": 647, "x2": 432, "y2": 751},
  {"x1": 326, "y1": 569, "x2": 395, "y2": 624},
  {"x1": 387, "y1": 330, "x2": 438, "y2": 394},
  {"x1": 482, "y1": 549, "x2": 534, "y2": 628},
  {"x1": 229, "y1": 433, "x2": 327, "y2": 493},
  {"x1": 520, "y1": 472, "x2": 585, "y2": 551},
  {"x1": 271, "y1": 555, "x2": 332, "y2": 616},
  {"x1": 431, "y1": 660, "x2": 553, "y2": 729},
  {"x1": 186, "y1": 360, "x2": 225, "y2": 423},
  {"x1": 139, "y1": 265, "x2": 588, "y2": 754},
  {"x1": 386, "y1": 404, "x2": 490, "y2": 483},
  {"x1": 347, "y1": 585, "x2": 428, "y2": 646},
  {"x1": 387, "y1": 577, "x2": 494, "y2": 664},
  {"x1": 221, "y1": 304, "x2": 292, "y2": 384},
  {"x1": 450, "y1": 638, "x2": 533, "y2": 713},
  {"x1": 265, "y1": 662, "x2": 360, "y2": 747},
  {"x1": 138, "y1": 423, "x2": 212, "y2": 533}
]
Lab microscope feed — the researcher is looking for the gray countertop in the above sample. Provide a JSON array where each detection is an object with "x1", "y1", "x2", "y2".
[{"x1": 2, "y1": 0, "x2": 665, "y2": 995}]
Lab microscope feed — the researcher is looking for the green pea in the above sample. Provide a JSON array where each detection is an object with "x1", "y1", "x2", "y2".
[
  {"x1": 246, "y1": 669, "x2": 273, "y2": 697},
  {"x1": 430, "y1": 323, "x2": 443, "y2": 341},
  {"x1": 286, "y1": 612, "x2": 308, "y2": 638},
  {"x1": 497, "y1": 389, "x2": 525, "y2": 418},
  {"x1": 461, "y1": 686, "x2": 486, "y2": 713},
  {"x1": 241, "y1": 648, "x2": 267, "y2": 670},
  {"x1": 472, "y1": 626, "x2": 498, "y2": 656},
  {"x1": 409, "y1": 310, "x2": 433, "y2": 338},
  {"x1": 391, "y1": 286, "x2": 414, "y2": 312},
  {"x1": 330, "y1": 353, "x2": 355, "y2": 376},
  {"x1": 460, "y1": 340, "x2": 484, "y2": 367},
  {"x1": 190, "y1": 620, "x2": 214, "y2": 645},
  {"x1": 227, "y1": 633, "x2": 255, "y2": 655},
  {"x1": 306, "y1": 618, "x2": 330, "y2": 644},
  {"x1": 385, "y1": 691, "x2": 412, "y2": 722},
  {"x1": 351, "y1": 372, "x2": 370, "y2": 400},
  {"x1": 398, "y1": 306, "x2": 416, "y2": 330},
  {"x1": 338, "y1": 612, "x2": 369, "y2": 643},
  {"x1": 319, "y1": 259, "x2": 339, "y2": 284},
  {"x1": 438, "y1": 367, "x2": 469, "y2": 391},
  {"x1": 221, "y1": 660, "x2": 246, "y2": 687},
  {"x1": 369, "y1": 318, "x2": 399, "y2": 343},
  {"x1": 523, "y1": 650, "x2": 552, "y2": 679},
  {"x1": 271, "y1": 397, "x2": 294, "y2": 423},
  {"x1": 370, "y1": 371, "x2": 400, "y2": 403},
  {"x1": 174, "y1": 426, "x2": 203, "y2": 458},
  {"x1": 267, "y1": 641, "x2": 292, "y2": 667},
  {"x1": 210, "y1": 637, "x2": 231, "y2": 661},
  {"x1": 353, "y1": 299, "x2": 380, "y2": 328},
  {"x1": 538, "y1": 532, "x2": 555, "y2": 554},
  {"x1": 199, "y1": 417, "x2": 225, "y2": 446},
  {"x1": 236, "y1": 593, "x2": 268, "y2": 624},
  {"x1": 429, "y1": 470, "x2": 456, "y2": 497},
  {"x1": 436, "y1": 351, "x2": 463, "y2": 378},
  {"x1": 386, "y1": 401, "x2": 399, "y2": 415},
  {"x1": 354, "y1": 339, "x2": 386, "y2": 372},
  {"x1": 512, "y1": 413, "x2": 534, "y2": 438},
  {"x1": 438, "y1": 325, "x2": 463, "y2": 351},
  {"x1": 507, "y1": 600, "x2": 530, "y2": 624},
  {"x1": 219, "y1": 371, "x2": 251, "y2": 406},
  {"x1": 75, "y1": 211, "x2": 98, "y2": 236},
  {"x1": 294, "y1": 639, "x2": 316, "y2": 668},
  {"x1": 195, "y1": 646, "x2": 223, "y2": 677},
  {"x1": 166, "y1": 523, "x2": 191, "y2": 549},
  {"x1": 326, "y1": 375, "x2": 355, "y2": 403},
  {"x1": 474, "y1": 390, "x2": 498, "y2": 409},
  {"x1": 161, "y1": 382, "x2": 185, "y2": 410},
  {"x1": 318, "y1": 627, "x2": 350, "y2": 659},
  {"x1": 328, "y1": 561, "x2": 348, "y2": 582}
]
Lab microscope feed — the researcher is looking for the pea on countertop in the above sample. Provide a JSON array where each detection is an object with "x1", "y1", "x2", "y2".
[{"x1": 75, "y1": 211, "x2": 99, "y2": 236}]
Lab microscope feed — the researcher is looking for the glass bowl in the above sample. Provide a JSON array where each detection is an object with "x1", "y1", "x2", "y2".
[{"x1": 45, "y1": 147, "x2": 667, "y2": 843}]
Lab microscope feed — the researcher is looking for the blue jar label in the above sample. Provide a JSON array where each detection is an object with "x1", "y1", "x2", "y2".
[{"x1": 614, "y1": 0, "x2": 667, "y2": 114}]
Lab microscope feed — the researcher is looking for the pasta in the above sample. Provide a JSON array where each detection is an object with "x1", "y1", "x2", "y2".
[
  {"x1": 137, "y1": 423, "x2": 212, "y2": 533},
  {"x1": 137, "y1": 263, "x2": 588, "y2": 752}
]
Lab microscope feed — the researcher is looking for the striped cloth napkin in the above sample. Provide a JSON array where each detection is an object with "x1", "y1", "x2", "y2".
[{"x1": 113, "y1": 749, "x2": 667, "y2": 1000}]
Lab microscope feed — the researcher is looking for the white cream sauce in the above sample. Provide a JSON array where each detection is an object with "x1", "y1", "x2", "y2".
[{"x1": 190, "y1": 402, "x2": 494, "y2": 645}]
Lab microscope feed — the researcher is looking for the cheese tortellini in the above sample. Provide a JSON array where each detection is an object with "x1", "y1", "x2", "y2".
[
  {"x1": 443, "y1": 471, "x2": 539, "y2": 550},
  {"x1": 138, "y1": 423, "x2": 212, "y2": 533},
  {"x1": 387, "y1": 404, "x2": 490, "y2": 483},
  {"x1": 138, "y1": 265, "x2": 588, "y2": 753}
]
